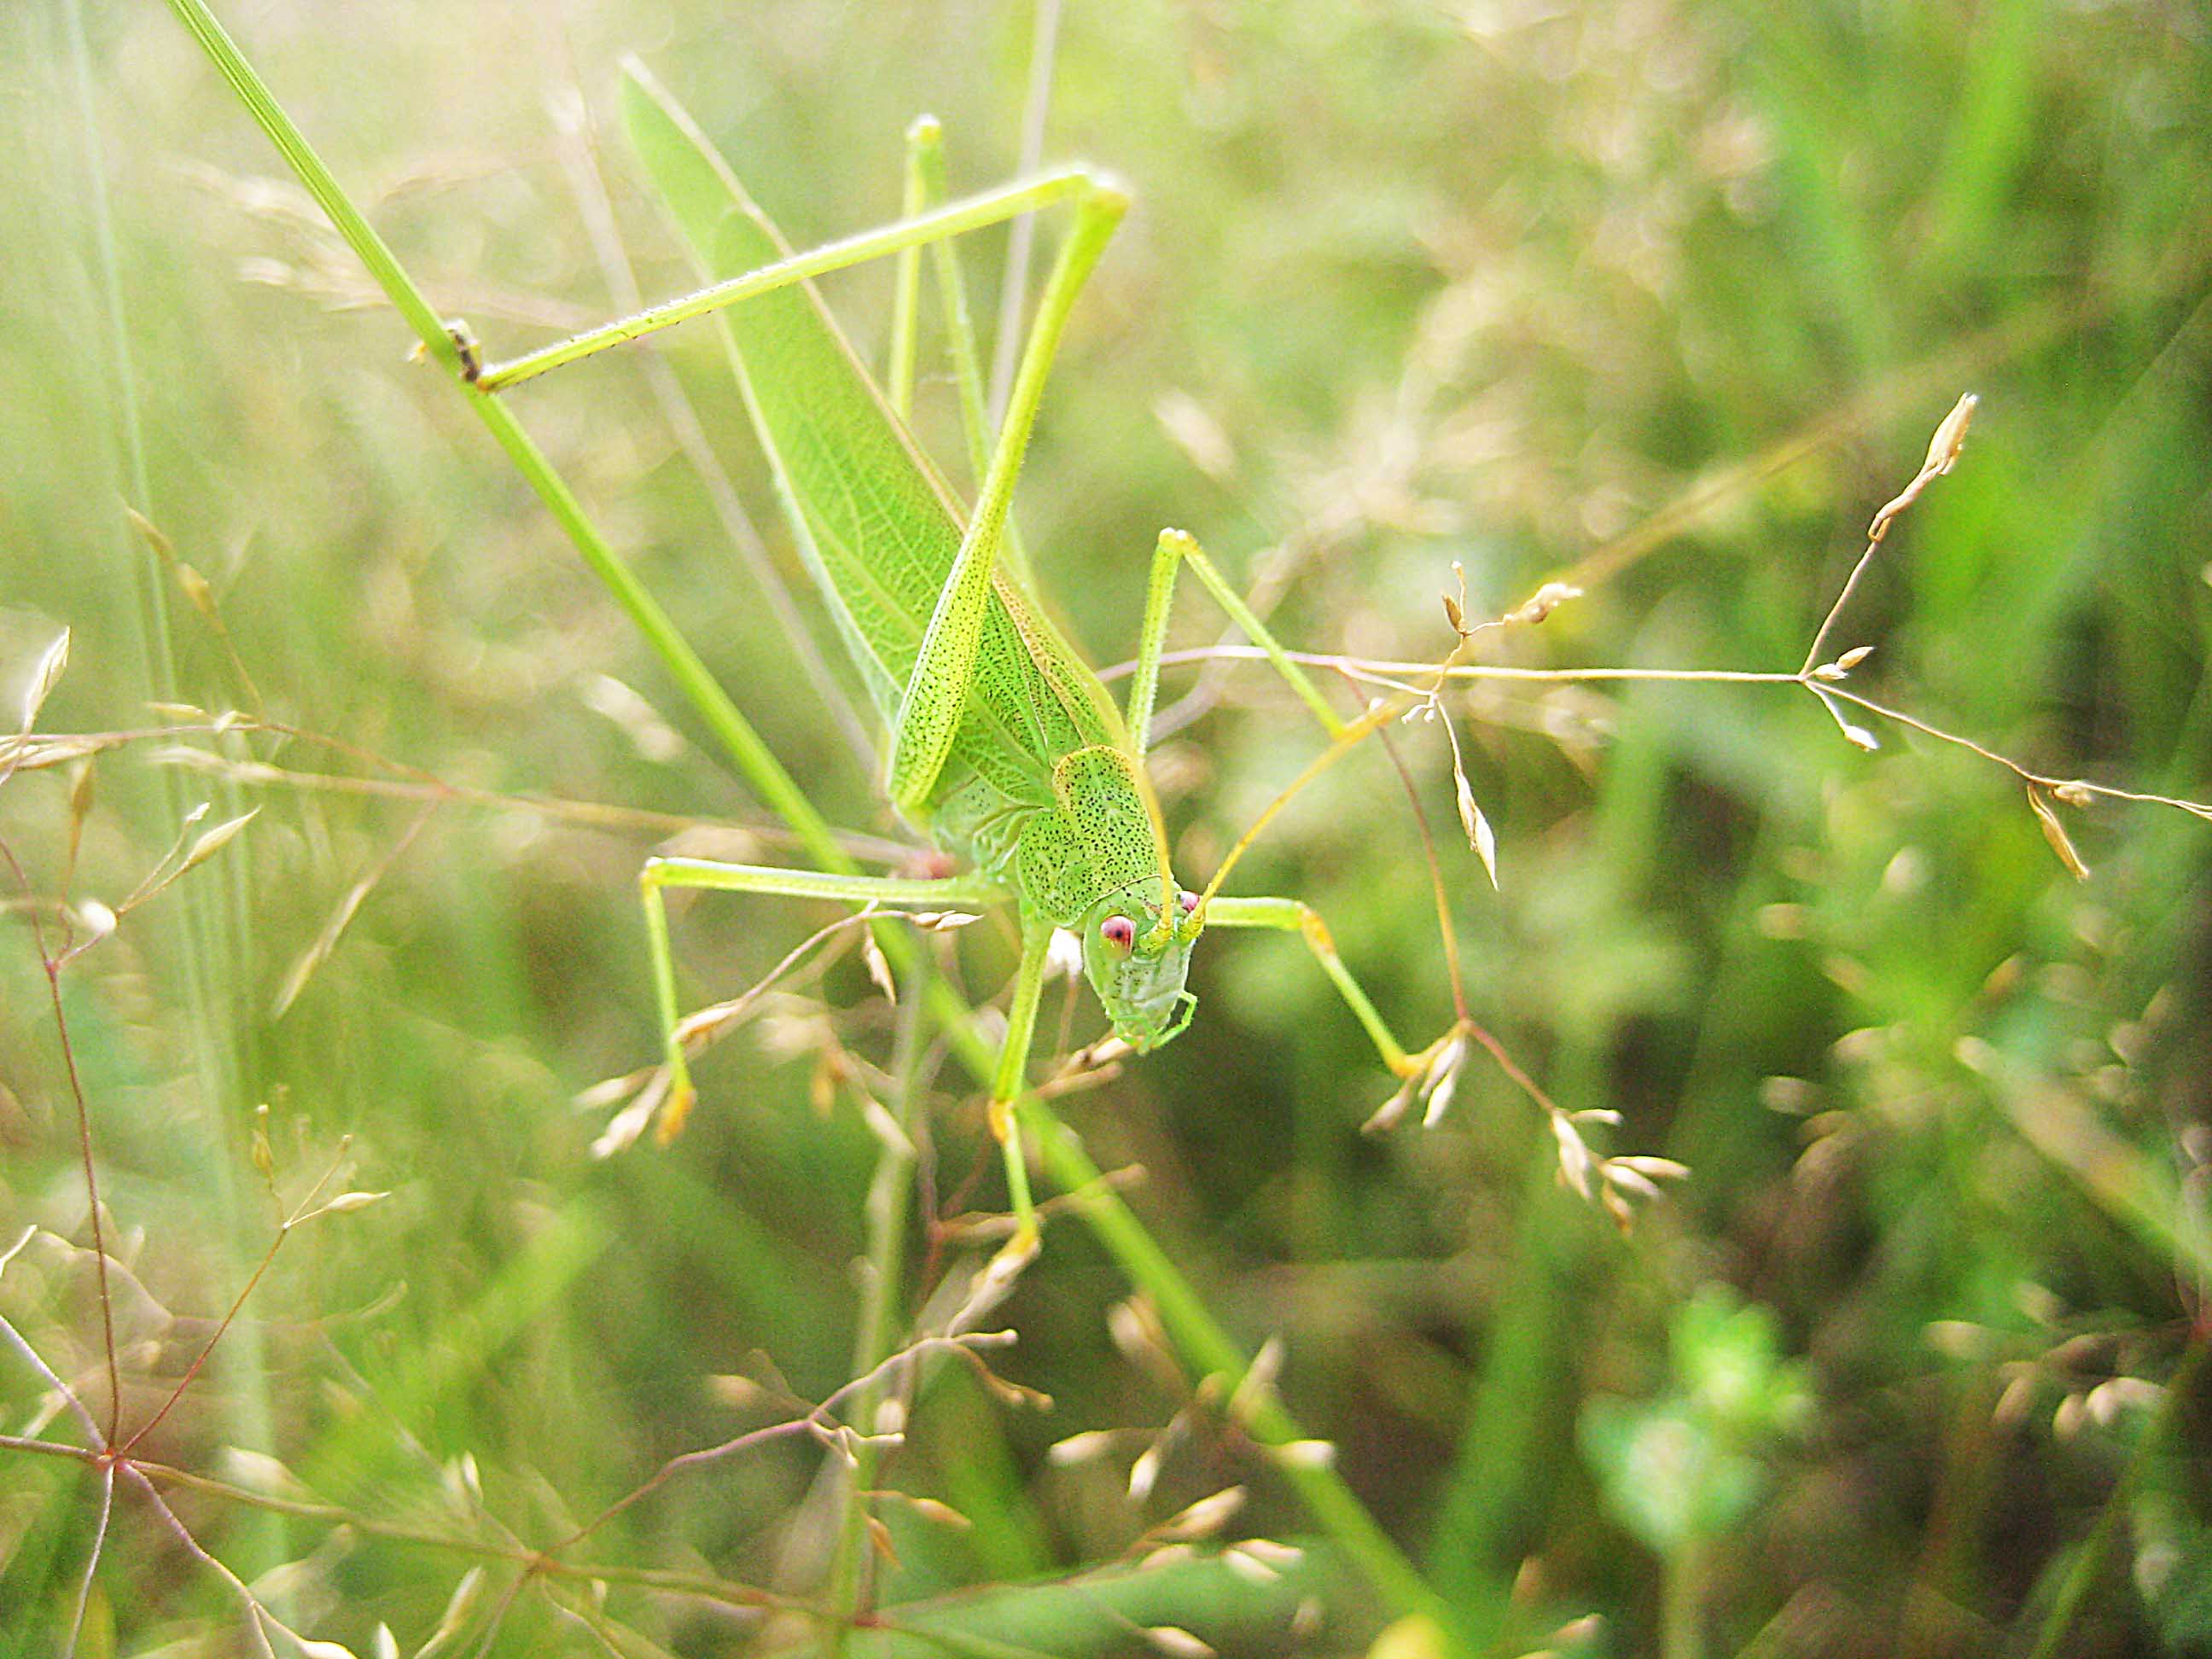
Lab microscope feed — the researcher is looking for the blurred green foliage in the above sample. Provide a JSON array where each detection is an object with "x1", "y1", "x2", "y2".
[
  {"x1": 2, "y1": 0, "x2": 2209, "y2": 1655},
  {"x1": 1580, "y1": 1288, "x2": 1811, "y2": 1557}
]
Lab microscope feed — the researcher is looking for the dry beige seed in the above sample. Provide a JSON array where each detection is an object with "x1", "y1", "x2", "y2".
[
  {"x1": 1143, "y1": 1625, "x2": 1215, "y2": 1658},
  {"x1": 1152, "y1": 1486, "x2": 1245, "y2": 1541},
  {"x1": 2027, "y1": 787, "x2": 2091, "y2": 882},
  {"x1": 17, "y1": 630, "x2": 69, "y2": 731},
  {"x1": 1047, "y1": 1429, "x2": 1120, "y2": 1466}
]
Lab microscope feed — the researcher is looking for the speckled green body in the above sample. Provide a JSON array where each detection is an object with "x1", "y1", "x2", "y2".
[{"x1": 621, "y1": 97, "x2": 1201, "y2": 1053}]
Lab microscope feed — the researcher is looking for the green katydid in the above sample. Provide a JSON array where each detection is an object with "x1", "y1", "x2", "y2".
[{"x1": 475, "y1": 66, "x2": 1457, "y2": 1256}]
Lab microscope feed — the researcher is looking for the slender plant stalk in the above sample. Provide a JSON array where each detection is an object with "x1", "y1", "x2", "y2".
[
  {"x1": 987, "y1": 0, "x2": 1063, "y2": 429},
  {"x1": 2023, "y1": 1337, "x2": 2207, "y2": 1659},
  {"x1": 1662, "y1": 1536, "x2": 1705, "y2": 1659},
  {"x1": 158, "y1": 1, "x2": 1456, "y2": 1641},
  {"x1": 827, "y1": 965, "x2": 929, "y2": 1644}
]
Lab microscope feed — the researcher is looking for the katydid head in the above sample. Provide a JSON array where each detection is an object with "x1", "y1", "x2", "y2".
[{"x1": 1082, "y1": 880, "x2": 1204, "y2": 1052}]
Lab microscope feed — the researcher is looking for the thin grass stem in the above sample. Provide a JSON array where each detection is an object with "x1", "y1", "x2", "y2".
[
  {"x1": 827, "y1": 961, "x2": 930, "y2": 1634},
  {"x1": 987, "y1": 0, "x2": 1063, "y2": 430}
]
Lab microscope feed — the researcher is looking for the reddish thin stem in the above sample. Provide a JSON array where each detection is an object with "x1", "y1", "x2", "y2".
[
  {"x1": 0, "y1": 835, "x2": 122, "y2": 1445},
  {"x1": 63, "y1": 1461, "x2": 115, "y2": 1659},
  {"x1": 0, "y1": 1431, "x2": 99, "y2": 1462},
  {"x1": 47, "y1": 974, "x2": 118, "y2": 1444},
  {"x1": 1465, "y1": 1020, "x2": 1563, "y2": 1118},
  {"x1": 562, "y1": 1416, "x2": 820, "y2": 1547},
  {"x1": 1373, "y1": 719, "x2": 1470, "y2": 1025},
  {"x1": 119, "y1": 1230, "x2": 284, "y2": 1456}
]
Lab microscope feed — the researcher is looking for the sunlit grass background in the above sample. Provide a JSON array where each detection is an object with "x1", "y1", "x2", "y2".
[{"x1": 3, "y1": 0, "x2": 2209, "y2": 1654}]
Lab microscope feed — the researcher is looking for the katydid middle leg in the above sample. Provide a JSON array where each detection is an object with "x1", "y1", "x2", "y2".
[
  {"x1": 1201, "y1": 896, "x2": 1453, "y2": 1081},
  {"x1": 1124, "y1": 533, "x2": 1463, "y2": 1081},
  {"x1": 894, "y1": 115, "x2": 1034, "y2": 585}
]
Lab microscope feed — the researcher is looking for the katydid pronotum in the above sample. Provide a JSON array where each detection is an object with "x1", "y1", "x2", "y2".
[{"x1": 476, "y1": 67, "x2": 1464, "y2": 1259}]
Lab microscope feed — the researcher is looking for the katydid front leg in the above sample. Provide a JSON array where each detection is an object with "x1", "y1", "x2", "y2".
[
  {"x1": 1199, "y1": 895, "x2": 1436, "y2": 1078},
  {"x1": 1121, "y1": 531, "x2": 1467, "y2": 1078},
  {"x1": 988, "y1": 917, "x2": 1056, "y2": 1257}
]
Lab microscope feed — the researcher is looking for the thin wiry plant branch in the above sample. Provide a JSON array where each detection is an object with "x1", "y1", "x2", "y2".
[
  {"x1": 1801, "y1": 393, "x2": 1979, "y2": 675},
  {"x1": 125, "y1": 509, "x2": 266, "y2": 722},
  {"x1": 117, "y1": 1458, "x2": 806, "y2": 1615},
  {"x1": 1109, "y1": 649, "x2": 1802, "y2": 686},
  {"x1": 1114, "y1": 402, "x2": 2212, "y2": 843},
  {"x1": 466, "y1": 1569, "x2": 531, "y2": 1659},
  {"x1": 1807, "y1": 684, "x2": 1873, "y2": 751},
  {"x1": 1099, "y1": 637, "x2": 2210, "y2": 825},
  {"x1": 0, "y1": 1430, "x2": 100, "y2": 1463},
  {"x1": 0, "y1": 1292, "x2": 104, "y2": 1447},
  {"x1": 271, "y1": 798, "x2": 437, "y2": 1017},
  {"x1": 0, "y1": 835, "x2": 122, "y2": 1440},
  {"x1": 22, "y1": 1422, "x2": 824, "y2": 1621},
  {"x1": 558, "y1": 1330, "x2": 1015, "y2": 1550},
  {"x1": 537, "y1": 1583, "x2": 635, "y2": 1659},
  {"x1": 117, "y1": 1136, "x2": 357, "y2": 1457},
  {"x1": 126, "y1": 1460, "x2": 512, "y2": 1551},
  {"x1": 3, "y1": 710, "x2": 911, "y2": 862},
  {"x1": 62, "y1": 1461, "x2": 115, "y2": 1659},
  {"x1": 163, "y1": 713, "x2": 911, "y2": 863},
  {"x1": 1819, "y1": 684, "x2": 2212, "y2": 818},
  {"x1": 828, "y1": 956, "x2": 933, "y2": 1634},
  {"x1": 535, "y1": 1558, "x2": 795, "y2": 1614},
  {"x1": 301, "y1": 1333, "x2": 539, "y2": 1557},
  {"x1": 1371, "y1": 711, "x2": 1471, "y2": 1026},
  {"x1": 120, "y1": 1465, "x2": 280, "y2": 1659}
]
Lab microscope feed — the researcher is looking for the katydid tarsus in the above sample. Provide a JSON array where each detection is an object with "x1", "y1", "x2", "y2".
[{"x1": 480, "y1": 67, "x2": 1457, "y2": 1258}]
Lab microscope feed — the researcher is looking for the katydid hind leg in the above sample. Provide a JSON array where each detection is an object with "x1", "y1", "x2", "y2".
[
  {"x1": 884, "y1": 184, "x2": 1128, "y2": 819},
  {"x1": 1200, "y1": 894, "x2": 1418, "y2": 1077}
]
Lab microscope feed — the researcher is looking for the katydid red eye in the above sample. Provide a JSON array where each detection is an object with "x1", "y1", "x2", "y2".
[
  {"x1": 1102, "y1": 916, "x2": 1136, "y2": 952},
  {"x1": 1179, "y1": 889, "x2": 1199, "y2": 914}
]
